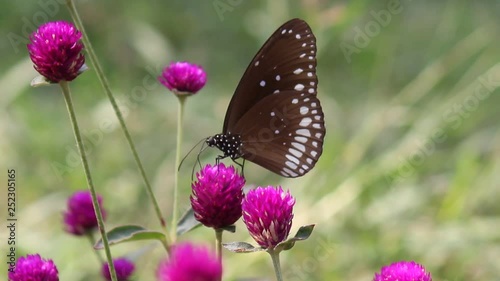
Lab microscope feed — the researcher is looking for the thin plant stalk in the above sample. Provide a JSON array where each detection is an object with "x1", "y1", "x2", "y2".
[
  {"x1": 269, "y1": 249, "x2": 284, "y2": 281},
  {"x1": 59, "y1": 80, "x2": 117, "y2": 281},
  {"x1": 171, "y1": 94, "x2": 186, "y2": 241},
  {"x1": 65, "y1": 0, "x2": 168, "y2": 237},
  {"x1": 215, "y1": 229, "x2": 223, "y2": 261}
]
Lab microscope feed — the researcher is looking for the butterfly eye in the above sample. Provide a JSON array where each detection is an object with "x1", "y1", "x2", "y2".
[{"x1": 207, "y1": 18, "x2": 325, "y2": 178}]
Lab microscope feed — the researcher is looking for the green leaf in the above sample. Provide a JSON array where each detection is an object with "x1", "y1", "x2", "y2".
[
  {"x1": 176, "y1": 207, "x2": 201, "y2": 236},
  {"x1": 94, "y1": 225, "x2": 166, "y2": 249},
  {"x1": 275, "y1": 224, "x2": 315, "y2": 252},
  {"x1": 222, "y1": 242, "x2": 265, "y2": 253}
]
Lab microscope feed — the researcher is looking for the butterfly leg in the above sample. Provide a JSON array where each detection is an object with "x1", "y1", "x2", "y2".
[{"x1": 230, "y1": 158, "x2": 245, "y2": 177}]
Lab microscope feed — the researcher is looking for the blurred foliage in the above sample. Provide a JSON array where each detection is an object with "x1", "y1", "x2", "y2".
[{"x1": 1, "y1": 0, "x2": 500, "y2": 280}]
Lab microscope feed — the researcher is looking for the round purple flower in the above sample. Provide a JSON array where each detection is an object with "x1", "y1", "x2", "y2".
[
  {"x1": 158, "y1": 61, "x2": 207, "y2": 94},
  {"x1": 63, "y1": 190, "x2": 106, "y2": 236},
  {"x1": 373, "y1": 261, "x2": 432, "y2": 281},
  {"x1": 27, "y1": 21, "x2": 85, "y2": 83},
  {"x1": 191, "y1": 163, "x2": 245, "y2": 229},
  {"x1": 102, "y1": 258, "x2": 135, "y2": 281},
  {"x1": 242, "y1": 186, "x2": 295, "y2": 248},
  {"x1": 8, "y1": 254, "x2": 59, "y2": 281},
  {"x1": 157, "y1": 242, "x2": 222, "y2": 281}
]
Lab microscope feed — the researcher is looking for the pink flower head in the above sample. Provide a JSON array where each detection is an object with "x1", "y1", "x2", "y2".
[
  {"x1": 373, "y1": 261, "x2": 432, "y2": 281},
  {"x1": 242, "y1": 186, "x2": 295, "y2": 248},
  {"x1": 191, "y1": 163, "x2": 245, "y2": 229},
  {"x1": 8, "y1": 254, "x2": 59, "y2": 281},
  {"x1": 158, "y1": 61, "x2": 207, "y2": 94},
  {"x1": 63, "y1": 190, "x2": 106, "y2": 236},
  {"x1": 102, "y1": 258, "x2": 135, "y2": 281},
  {"x1": 157, "y1": 242, "x2": 222, "y2": 281},
  {"x1": 27, "y1": 21, "x2": 85, "y2": 83}
]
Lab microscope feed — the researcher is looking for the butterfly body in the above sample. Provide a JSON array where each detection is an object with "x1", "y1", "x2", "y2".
[{"x1": 208, "y1": 19, "x2": 325, "y2": 178}]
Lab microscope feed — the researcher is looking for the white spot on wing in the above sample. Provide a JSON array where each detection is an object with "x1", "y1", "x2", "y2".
[
  {"x1": 286, "y1": 154, "x2": 300, "y2": 164},
  {"x1": 306, "y1": 158, "x2": 313, "y2": 164},
  {"x1": 296, "y1": 129, "x2": 311, "y2": 137},
  {"x1": 292, "y1": 98, "x2": 298, "y2": 104},
  {"x1": 293, "y1": 68, "x2": 303, "y2": 75},
  {"x1": 255, "y1": 61, "x2": 259, "y2": 66},
  {"x1": 296, "y1": 34, "x2": 301, "y2": 39},
  {"x1": 286, "y1": 161, "x2": 298, "y2": 170},
  {"x1": 260, "y1": 80, "x2": 266, "y2": 87},
  {"x1": 294, "y1": 84, "x2": 304, "y2": 91},
  {"x1": 275, "y1": 75, "x2": 280, "y2": 81},
  {"x1": 283, "y1": 167, "x2": 298, "y2": 177},
  {"x1": 292, "y1": 142, "x2": 306, "y2": 152},
  {"x1": 289, "y1": 148, "x2": 303, "y2": 158},
  {"x1": 311, "y1": 151, "x2": 318, "y2": 157},
  {"x1": 308, "y1": 88, "x2": 314, "y2": 94},
  {"x1": 282, "y1": 29, "x2": 287, "y2": 34},
  {"x1": 313, "y1": 123, "x2": 321, "y2": 129},
  {"x1": 295, "y1": 136, "x2": 307, "y2": 143},
  {"x1": 300, "y1": 106, "x2": 308, "y2": 115},
  {"x1": 299, "y1": 118, "x2": 312, "y2": 127}
]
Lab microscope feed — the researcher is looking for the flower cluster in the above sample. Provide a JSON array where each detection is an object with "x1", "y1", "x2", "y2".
[
  {"x1": 191, "y1": 163, "x2": 245, "y2": 229},
  {"x1": 8, "y1": 254, "x2": 59, "y2": 281},
  {"x1": 63, "y1": 190, "x2": 105, "y2": 235},
  {"x1": 27, "y1": 21, "x2": 85, "y2": 83},
  {"x1": 374, "y1": 261, "x2": 432, "y2": 281},
  {"x1": 157, "y1": 243, "x2": 222, "y2": 281},
  {"x1": 242, "y1": 186, "x2": 295, "y2": 248},
  {"x1": 158, "y1": 61, "x2": 207, "y2": 94},
  {"x1": 102, "y1": 258, "x2": 135, "y2": 281}
]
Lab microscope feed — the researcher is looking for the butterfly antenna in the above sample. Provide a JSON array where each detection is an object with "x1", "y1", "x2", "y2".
[
  {"x1": 192, "y1": 141, "x2": 210, "y2": 181},
  {"x1": 179, "y1": 137, "x2": 207, "y2": 172}
]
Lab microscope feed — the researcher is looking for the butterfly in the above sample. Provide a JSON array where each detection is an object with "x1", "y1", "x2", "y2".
[{"x1": 206, "y1": 18, "x2": 325, "y2": 178}]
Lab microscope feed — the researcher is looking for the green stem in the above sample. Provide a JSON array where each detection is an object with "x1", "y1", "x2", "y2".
[
  {"x1": 215, "y1": 229, "x2": 223, "y2": 262},
  {"x1": 87, "y1": 232, "x2": 104, "y2": 265},
  {"x1": 59, "y1": 81, "x2": 117, "y2": 281},
  {"x1": 65, "y1": 0, "x2": 168, "y2": 238},
  {"x1": 171, "y1": 94, "x2": 186, "y2": 241},
  {"x1": 269, "y1": 248, "x2": 284, "y2": 281}
]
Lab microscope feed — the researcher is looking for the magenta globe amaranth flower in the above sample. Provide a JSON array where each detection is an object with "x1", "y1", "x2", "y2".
[
  {"x1": 191, "y1": 163, "x2": 245, "y2": 229},
  {"x1": 8, "y1": 254, "x2": 59, "y2": 281},
  {"x1": 158, "y1": 61, "x2": 207, "y2": 94},
  {"x1": 373, "y1": 261, "x2": 432, "y2": 281},
  {"x1": 27, "y1": 21, "x2": 85, "y2": 83},
  {"x1": 157, "y1": 242, "x2": 222, "y2": 281},
  {"x1": 102, "y1": 258, "x2": 135, "y2": 281},
  {"x1": 63, "y1": 190, "x2": 106, "y2": 235},
  {"x1": 242, "y1": 186, "x2": 295, "y2": 248}
]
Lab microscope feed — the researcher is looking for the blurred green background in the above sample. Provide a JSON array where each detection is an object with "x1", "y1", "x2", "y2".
[{"x1": 1, "y1": 0, "x2": 499, "y2": 280}]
